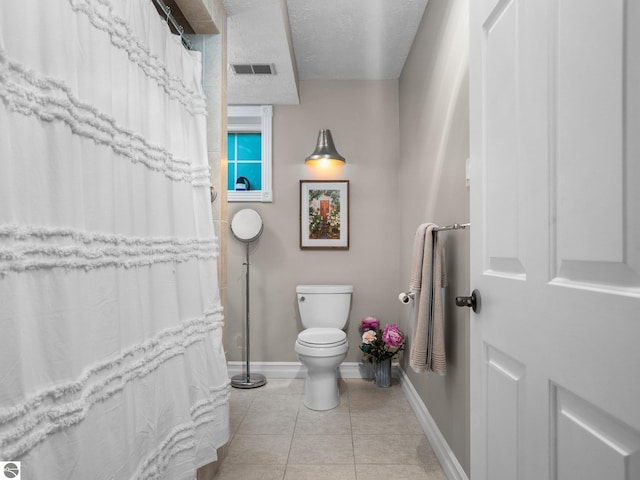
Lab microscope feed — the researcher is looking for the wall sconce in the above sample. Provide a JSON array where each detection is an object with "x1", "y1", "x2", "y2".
[{"x1": 305, "y1": 129, "x2": 345, "y2": 166}]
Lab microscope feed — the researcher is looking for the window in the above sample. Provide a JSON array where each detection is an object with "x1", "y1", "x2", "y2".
[{"x1": 227, "y1": 105, "x2": 273, "y2": 202}]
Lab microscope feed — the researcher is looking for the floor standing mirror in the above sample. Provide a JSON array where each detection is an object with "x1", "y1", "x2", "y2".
[{"x1": 230, "y1": 208, "x2": 266, "y2": 389}]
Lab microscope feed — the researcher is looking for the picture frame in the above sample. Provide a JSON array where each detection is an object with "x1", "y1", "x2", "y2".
[{"x1": 300, "y1": 180, "x2": 349, "y2": 250}]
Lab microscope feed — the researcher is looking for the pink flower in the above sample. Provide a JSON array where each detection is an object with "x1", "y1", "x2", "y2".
[
  {"x1": 382, "y1": 324, "x2": 404, "y2": 348},
  {"x1": 362, "y1": 330, "x2": 377, "y2": 344},
  {"x1": 361, "y1": 317, "x2": 380, "y2": 331}
]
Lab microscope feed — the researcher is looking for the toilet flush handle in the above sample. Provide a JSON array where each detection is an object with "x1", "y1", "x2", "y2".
[{"x1": 299, "y1": 296, "x2": 305, "y2": 302}]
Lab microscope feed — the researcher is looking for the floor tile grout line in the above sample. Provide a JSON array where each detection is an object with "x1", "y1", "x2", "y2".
[
  {"x1": 346, "y1": 381, "x2": 359, "y2": 479},
  {"x1": 281, "y1": 399, "x2": 302, "y2": 479}
]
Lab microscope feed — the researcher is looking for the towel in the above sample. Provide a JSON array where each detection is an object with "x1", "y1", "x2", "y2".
[
  {"x1": 409, "y1": 223, "x2": 447, "y2": 374},
  {"x1": 409, "y1": 224, "x2": 429, "y2": 293}
]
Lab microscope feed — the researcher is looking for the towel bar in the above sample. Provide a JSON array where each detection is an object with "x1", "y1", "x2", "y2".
[
  {"x1": 433, "y1": 223, "x2": 470, "y2": 233},
  {"x1": 400, "y1": 223, "x2": 470, "y2": 306}
]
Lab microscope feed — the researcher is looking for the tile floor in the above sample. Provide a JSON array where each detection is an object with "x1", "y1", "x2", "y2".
[{"x1": 215, "y1": 377, "x2": 447, "y2": 480}]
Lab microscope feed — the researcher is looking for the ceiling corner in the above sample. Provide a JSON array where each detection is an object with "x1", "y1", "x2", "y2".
[
  {"x1": 225, "y1": 0, "x2": 300, "y2": 104},
  {"x1": 173, "y1": 0, "x2": 223, "y2": 34}
]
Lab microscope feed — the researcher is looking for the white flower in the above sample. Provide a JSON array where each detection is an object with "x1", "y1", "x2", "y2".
[{"x1": 362, "y1": 330, "x2": 376, "y2": 344}]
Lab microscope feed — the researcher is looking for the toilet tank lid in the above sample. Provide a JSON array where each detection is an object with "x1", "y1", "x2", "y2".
[{"x1": 296, "y1": 285, "x2": 353, "y2": 294}]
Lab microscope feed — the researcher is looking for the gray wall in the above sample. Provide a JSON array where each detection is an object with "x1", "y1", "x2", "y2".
[
  {"x1": 226, "y1": 79, "x2": 401, "y2": 363},
  {"x1": 226, "y1": 0, "x2": 470, "y2": 474},
  {"x1": 398, "y1": 0, "x2": 470, "y2": 474}
]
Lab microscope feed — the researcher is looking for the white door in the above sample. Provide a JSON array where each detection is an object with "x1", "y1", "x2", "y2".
[{"x1": 469, "y1": 0, "x2": 640, "y2": 479}]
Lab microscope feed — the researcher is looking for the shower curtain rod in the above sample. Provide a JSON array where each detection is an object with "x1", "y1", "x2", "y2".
[{"x1": 152, "y1": 0, "x2": 193, "y2": 50}]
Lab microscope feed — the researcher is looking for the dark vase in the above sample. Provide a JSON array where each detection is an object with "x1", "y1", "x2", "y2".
[{"x1": 374, "y1": 357, "x2": 392, "y2": 388}]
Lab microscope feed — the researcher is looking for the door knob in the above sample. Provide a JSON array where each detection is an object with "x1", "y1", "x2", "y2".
[{"x1": 455, "y1": 289, "x2": 480, "y2": 313}]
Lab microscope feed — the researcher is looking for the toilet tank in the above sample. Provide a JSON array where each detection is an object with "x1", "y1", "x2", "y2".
[{"x1": 296, "y1": 285, "x2": 353, "y2": 329}]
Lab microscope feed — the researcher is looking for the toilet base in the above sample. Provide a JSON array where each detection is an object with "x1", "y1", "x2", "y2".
[{"x1": 303, "y1": 367, "x2": 340, "y2": 410}]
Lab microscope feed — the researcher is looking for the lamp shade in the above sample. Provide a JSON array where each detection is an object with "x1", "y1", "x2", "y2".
[{"x1": 305, "y1": 129, "x2": 345, "y2": 163}]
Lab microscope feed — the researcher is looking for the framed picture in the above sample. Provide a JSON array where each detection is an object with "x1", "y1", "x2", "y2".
[{"x1": 300, "y1": 180, "x2": 349, "y2": 250}]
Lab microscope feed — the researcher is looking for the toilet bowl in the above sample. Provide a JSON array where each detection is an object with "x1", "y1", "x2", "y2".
[
  {"x1": 295, "y1": 285, "x2": 353, "y2": 411},
  {"x1": 295, "y1": 328, "x2": 349, "y2": 410}
]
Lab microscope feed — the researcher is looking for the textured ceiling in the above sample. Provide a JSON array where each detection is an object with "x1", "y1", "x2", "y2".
[{"x1": 224, "y1": 0, "x2": 428, "y2": 105}]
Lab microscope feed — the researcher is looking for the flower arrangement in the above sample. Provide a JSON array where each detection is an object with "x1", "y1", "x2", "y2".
[{"x1": 359, "y1": 317, "x2": 405, "y2": 364}]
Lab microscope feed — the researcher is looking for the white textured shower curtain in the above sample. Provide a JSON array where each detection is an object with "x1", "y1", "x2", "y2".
[{"x1": 0, "y1": 1, "x2": 230, "y2": 478}]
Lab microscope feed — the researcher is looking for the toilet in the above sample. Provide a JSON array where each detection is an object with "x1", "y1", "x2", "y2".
[{"x1": 295, "y1": 284, "x2": 353, "y2": 410}]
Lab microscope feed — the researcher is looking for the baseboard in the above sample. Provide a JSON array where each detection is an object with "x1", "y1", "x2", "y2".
[
  {"x1": 399, "y1": 369, "x2": 469, "y2": 480},
  {"x1": 226, "y1": 361, "x2": 401, "y2": 380},
  {"x1": 227, "y1": 361, "x2": 306, "y2": 379}
]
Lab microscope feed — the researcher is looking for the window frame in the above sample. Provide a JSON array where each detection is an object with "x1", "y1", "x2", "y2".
[{"x1": 227, "y1": 105, "x2": 273, "y2": 202}]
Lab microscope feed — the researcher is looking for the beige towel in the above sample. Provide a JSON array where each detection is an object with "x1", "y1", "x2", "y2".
[
  {"x1": 409, "y1": 224, "x2": 429, "y2": 293},
  {"x1": 409, "y1": 223, "x2": 447, "y2": 375}
]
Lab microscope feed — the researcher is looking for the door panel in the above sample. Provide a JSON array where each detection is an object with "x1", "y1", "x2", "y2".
[
  {"x1": 551, "y1": 385, "x2": 640, "y2": 480},
  {"x1": 484, "y1": 0, "x2": 526, "y2": 278},
  {"x1": 551, "y1": 0, "x2": 640, "y2": 295},
  {"x1": 486, "y1": 345, "x2": 525, "y2": 479}
]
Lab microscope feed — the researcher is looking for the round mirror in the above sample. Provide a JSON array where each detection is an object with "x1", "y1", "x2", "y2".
[{"x1": 231, "y1": 209, "x2": 264, "y2": 243}]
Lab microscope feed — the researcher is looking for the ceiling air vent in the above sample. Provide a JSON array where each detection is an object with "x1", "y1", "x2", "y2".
[{"x1": 232, "y1": 64, "x2": 275, "y2": 75}]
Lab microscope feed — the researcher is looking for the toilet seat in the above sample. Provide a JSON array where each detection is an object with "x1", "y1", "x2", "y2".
[
  {"x1": 295, "y1": 328, "x2": 349, "y2": 358},
  {"x1": 297, "y1": 328, "x2": 346, "y2": 348}
]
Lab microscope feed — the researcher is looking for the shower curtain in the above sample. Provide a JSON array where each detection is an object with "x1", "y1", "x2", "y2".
[{"x1": 0, "y1": 1, "x2": 230, "y2": 479}]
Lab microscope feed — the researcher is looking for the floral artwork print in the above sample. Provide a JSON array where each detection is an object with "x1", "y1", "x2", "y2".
[
  {"x1": 300, "y1": 180, "x2": 348, "y2": 249},
  {"x1": 307, "y1": 188, "x2": 341, "y2": 240}
]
